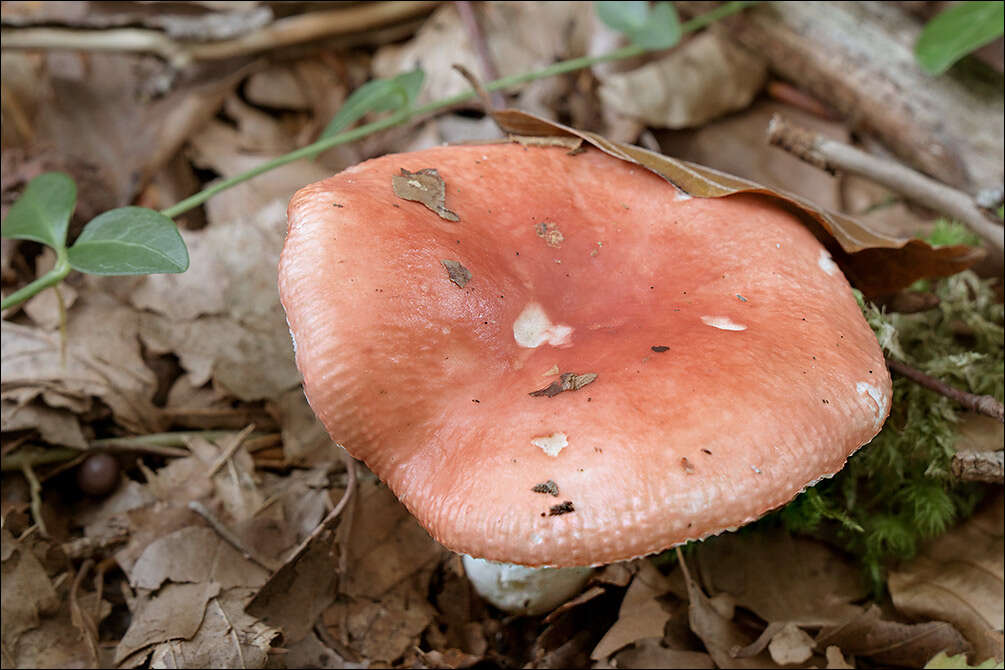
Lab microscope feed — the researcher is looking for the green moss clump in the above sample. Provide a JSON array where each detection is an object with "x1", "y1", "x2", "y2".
[{"x1": 776, "y1": 270, "x2": 1003, "y2": 591}]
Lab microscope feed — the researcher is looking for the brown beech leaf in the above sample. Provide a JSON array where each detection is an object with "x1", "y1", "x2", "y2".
[
  {"x1": 888, "y1": 492, "x2": 1004, "y2": 663},
  {"x1": 489, "y1": 109, "x2": 981, "y2": 297},
  {"x1": 816, "y1": 604, "x2": 971, "y2": 668}
]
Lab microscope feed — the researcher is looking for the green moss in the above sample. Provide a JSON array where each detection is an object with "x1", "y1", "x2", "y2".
[{"x1": 774, "y1": 270, "x2": 1003, "y2": 592}]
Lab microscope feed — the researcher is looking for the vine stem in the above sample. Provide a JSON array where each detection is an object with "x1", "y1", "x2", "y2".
[{"x1": 0, "y1": 251, "x2": 69, "y2": 312}]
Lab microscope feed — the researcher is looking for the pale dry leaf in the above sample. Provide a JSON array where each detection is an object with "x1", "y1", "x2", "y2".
[
  {"x1": 335, "y1": 578, "x2": 439, "y2": 664},
  {"x1": 767, "y1": 622, "x2": 817, "y2": 665},
  {"x1": 372, "y1": 2, "x2": 594, "y2": 112},
  {"x1": 281, "y1": 629, "x2": 359, "y2": 669},
  {"x1": 678, "y1": 552, "x2": 783, "y2": 670},
  {"x1": 245, "y1": 525, "x2": 340, "y2": 645},
  {"x1": 134, "y1": 200, "x2": 303, "y2": 401},
  {"x1": 244, "y1": 65, "x2": 312, "y2": 110},
  {"x1": 889, "y1": 492, "x2": 1004, "y2": 662},
  {"x1": 127, "y1": 526, "x2": 268, "y2": 591},
  {"x1": 610, "y1": 638, "x2": 715, "y2": 670},
  {"x1": 598, "y1": 32, "x2": 767, "y2": 129},
  {"x1": 0, "y1": 526, "x2": 61, "y2": 654},
  {"x1": 115, "y1": 581, "x2": 222, "y2": 665},
  {"x1": 825, "y1": 645, "x2": 855, "y2": 669},
  {"x1": 591, "y1": 560, "x2": 673, "y2": 660},
  {"x1": 1, "y1": 293, "x2": 161, "y2": 433},
  {"x1": 693, "y1": 528, "x2": 867, "y2": 626},
  {"x1": 11, "y1": 595, "x2": 108, "y2": 670},
  {"x1": 1, "y1": 399, "x2": 87, "y2": 448},
  {"x1": 816, "y1": 604, "x2": 971, "y2": 668},
  {"x1": 272, "y1": 388, "x2": 334, "y2": 467},
  {"x1": 342, "y1": 479, "x2": 449, "y2": 600},
  {"x1": 148, "y1": 589, "x2": 280, "y2": 669}
]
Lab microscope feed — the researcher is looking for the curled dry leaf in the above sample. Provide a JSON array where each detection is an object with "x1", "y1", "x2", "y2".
[
  {"x1": 598, "y1": 32, "x2": 768, "y2": 130},
  {"x1": 392, "y1": 168, "x2": 460, "y2": 221},
  {"x1": 889, "y1": 492, "x2": 1005, "y2": 663},
  {"x1": 489, "y1": 109, "x2": 981, "y2": 298}
]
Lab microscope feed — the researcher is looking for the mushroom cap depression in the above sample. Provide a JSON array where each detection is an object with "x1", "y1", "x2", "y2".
[{"x1": 279, "y1": 143, "x2": 892, "y2": 567}]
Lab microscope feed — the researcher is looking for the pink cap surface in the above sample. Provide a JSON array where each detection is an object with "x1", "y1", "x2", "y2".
[{"x1": 279, "y1": 144, "x2": 892, "y2": 567}]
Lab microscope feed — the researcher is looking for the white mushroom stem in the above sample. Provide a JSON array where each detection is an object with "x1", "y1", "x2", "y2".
[{"x1": 461, "y1": 555, "x2": 594, "y2": 616}]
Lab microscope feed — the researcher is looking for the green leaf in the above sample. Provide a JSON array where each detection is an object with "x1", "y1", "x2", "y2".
[
  {"x1": 67, "y1": 207, "x2": 188, "y2": 275},
  {"x1": 1, "y1": 172, "x2": 76, "y2": 250},
  {"x1": 915, "y1": 1, "x2": 1005, "y2": 75},
  {"x1": 595, "y1": 1, "x2": 681, "y2": 50},
  {"x1": 320, "y1": 69, "x2": 425, "y2": 140},
  {"x1": 594, "y1": 1, "x2": 650, "y2": 33}
]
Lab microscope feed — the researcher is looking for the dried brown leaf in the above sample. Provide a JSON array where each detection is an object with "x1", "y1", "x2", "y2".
[
  {"x1": 148, "y1": 590, "x2": 280, "y2": 669},
  {"x1": 692, "y1": 528, "x2": 867, "y2": 627},
  {"x1": 1, "y1": 293, "x2": 161, "y2": 434},
  {"x1": 816, "y1": 604, "x2": 971, "y2": 668},
  {"x1": 490, "y1": 109, "x2": 981, "y2": 297},
  {"x1": 127, "y1": 526, "x2": 269, "y2": 591},
  {"x1": 598, "y1": 32, "x2": 767, "y2": 129},
  {"x1": 591, "y1": 560, "x2": 673, "y2": 660},
  {"x1": 609, "y1": 638, "x2": 715, "y2": 670},
  {"x1": 889, "y1": 492, "x2": 1004, "y2": 662},
  {"x1": 115, "y1": 581, "x2": 222, "y2": 665}
]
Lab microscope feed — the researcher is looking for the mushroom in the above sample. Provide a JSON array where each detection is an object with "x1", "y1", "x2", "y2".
[{"x1": 278, "y1": 143, "x2": 892, "y2": 614}]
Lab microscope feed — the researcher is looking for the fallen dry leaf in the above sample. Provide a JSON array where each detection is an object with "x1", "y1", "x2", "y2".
[
  {"x1": 2, "y1": 293, "x2": 162, "y2": 434},
  {"x1": 590, "y1": 560, "x2": 673, "y2": 661},
  {"x1": 677, "y1": 550, "x2": 784, "y2": 669},
  {"x1": 692, "y1": 528, "x2": 867, "y2": 626},
  {"x1": 606, "y1": 638, "x2": 715, "y2": 670},
  {"x1": 889, "y1": 492, "x2": 1005, "y2": 663},
  {"x1": 598, "y1": 32, "x2": 767, "y2": 129},
  {"x1": 147, "y1": 590, "x2": 280, "y2": 669},
  {"x1": 116, "y1": 581, "x2": 222, "y2": 665},
  {"x1": 816, "y1": 604, "x2": 971, "y2": 668}
]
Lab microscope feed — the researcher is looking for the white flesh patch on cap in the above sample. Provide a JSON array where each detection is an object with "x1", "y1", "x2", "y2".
[
  {"x1": 818, "y1": 249, "x2": 839, "y2": 275},
  {"x1": 513, "y1": 302, "x2": 573, "y2": 348},
  {"x1": 673, "y1": 188, "x2": 692, "y2": 202},
  {"x1": 856, "y1": 381, "x2": 888, "y2": 428},
  {"x1": 531, "y1": 432, "x2": 568, "y2": 457},
  {"x1": 701, "y1": 315, "x2": 747, "y2": 331}
]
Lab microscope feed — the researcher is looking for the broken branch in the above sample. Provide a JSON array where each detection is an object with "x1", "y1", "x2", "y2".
[
  {"x1": 767, "y1": 114, "x2": 1004, "y2": 258},
  {"x1": 886, "y1": 357, "x2": 1004, "y2": 423}
]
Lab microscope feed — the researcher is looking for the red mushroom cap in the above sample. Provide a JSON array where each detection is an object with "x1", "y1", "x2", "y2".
[{"x1": 279, "y1": 143, "x2": 891, "y2": 567}]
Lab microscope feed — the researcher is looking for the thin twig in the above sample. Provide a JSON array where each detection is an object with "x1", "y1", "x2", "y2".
[
  {"x1": 20, "y1": 462, "x2": 48, "y2": 537},
  {"x1": 285, "y1": 447, "x2": 358, "y2": 566},
  {"x1": 767, "y1": 114, "x2": 1004, "y2": 258},
  {"x1": 454, "y1": 1, "x2": 506, "y2": 109},
  {"x1": 951, "y1": 450, "x2": 1004, "y2": 484},
  {"x1": 886, "y1": 357, "x2": 1005, "y2": 423},
  {"x1": 69, "y1": 559, "x2": 100, "y2": 665},
  {"x1": 207, "y1": 423, "x2": 256, "y2": 477},
  {"x1": 188, "y1": 500, "x2": 282, "y2": 572},
  {"x1": 0, "y1": 2, "x2": 440, "y2": 68}
]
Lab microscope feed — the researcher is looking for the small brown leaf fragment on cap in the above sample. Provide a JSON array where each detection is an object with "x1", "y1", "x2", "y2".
[
  {"x1": 529, "y1": 372, "x2": 597, "y2": 397},
  {"x1": 441, "y1": 260, "x2": 472, "y2": 288},
  {"x1": 651, "y1": 345, "x2": 670, "y2": 353},
  {"x1": 392, "y1": 167, "x2": 459, "y2": 221},
  {"x1": 532, "y1": 480, "x2": 560, "y2": 496},
  {"x1": 548, "y1": 500, "x2": 575, "y2": 516},
  {"x1": 681, "y1": 457, "x2": 695, "y2": 474}
]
